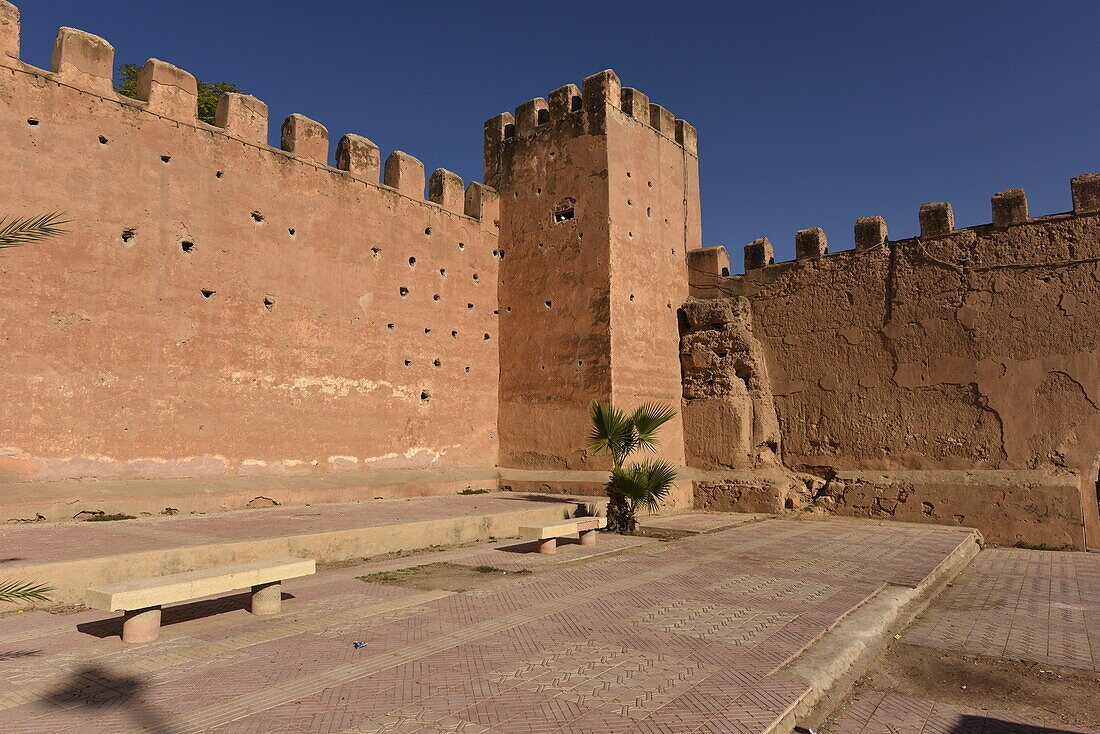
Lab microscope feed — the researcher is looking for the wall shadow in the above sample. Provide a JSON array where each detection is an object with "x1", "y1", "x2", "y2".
[
  {"x1": 494, "y1": 493, "x2": 591, "y2": 504},
  {"x1": 76, "y1": 590, "x2": 294, "y2": 639},
  {"x1": 953, "y1": 715, "x2": 1088, "y2": 733}
]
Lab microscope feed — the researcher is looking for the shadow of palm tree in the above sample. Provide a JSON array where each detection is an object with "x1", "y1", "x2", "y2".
[
  {"x1": 41, "y1": 665, "x2": 181, "y2": 733},
  {"x1": 76, "y1": 590, "x2": 295, "y2": 638}
]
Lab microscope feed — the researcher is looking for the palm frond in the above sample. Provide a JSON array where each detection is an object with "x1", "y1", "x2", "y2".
[
  {"x1": 0, "y1": 212, "x2": 70, "y2": 250},
  {"x1": 631, "y1": 402, "x2": 678, "y2": 453},
  {"x1": 611, "y1": 458, "x2": 678, "y2": 513},
  {"x1": 587, "y1": 400, "x2": 636, "y2": 468},
  {"x1": 0, "y1": 579, "x2": 54, "y2": 604}
]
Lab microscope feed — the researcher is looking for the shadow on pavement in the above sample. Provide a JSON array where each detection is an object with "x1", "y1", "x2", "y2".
[
  {"x1": 76, "y1": 590, "x2": 295, "y2": 638},
  {"x1": 42, "y1": 665, "x2": 181, "y2": 733}
]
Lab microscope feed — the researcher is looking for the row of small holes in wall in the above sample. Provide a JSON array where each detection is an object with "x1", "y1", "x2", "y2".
[
  {"x1": 626, "y1": 173, "x2": 667, "y2": 235},
  {"x1": 194, "y1": 288, "x2": 276, "y2": 310},
  {"x1": 401, "y1": 357, "x2": 473, "y2": 374},
  {"x1": 504, "y1": 296, "x2": 672, "y2": 313},
  {"x1": 397, "y1": 287, "x2": 496, "y2": 319},
  {"x1": 539, "y1": 361, "x2": 589, "y2": 370},
  {"x1": 385, "y1": 324, "x2": 488, "y2": 341},
  {"x1": 27, "y1": 121, "x2": 112, "y2": 149}
]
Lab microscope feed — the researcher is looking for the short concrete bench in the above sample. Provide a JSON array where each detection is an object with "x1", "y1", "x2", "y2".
[
  {"x1": 85, "y1": 557, "x2": 315, "y2": 643},
  {"x1": 518, "y1": 517, "x2": 607, "y2": 554}
]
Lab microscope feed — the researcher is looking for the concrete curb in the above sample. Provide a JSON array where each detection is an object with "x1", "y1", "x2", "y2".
[
  {"x1": 3, "y1": 503, "x2": 593, "y2": 607},
  {"x1": 772, "y1": 529, "x2": 983, "y2": 732}
]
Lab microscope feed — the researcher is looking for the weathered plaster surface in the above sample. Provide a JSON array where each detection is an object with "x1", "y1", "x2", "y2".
[{"x1": 701, "y1": 210, "x2": 1100, "y2": 547}]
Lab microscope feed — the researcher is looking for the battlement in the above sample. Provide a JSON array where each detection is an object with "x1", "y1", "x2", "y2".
[
  {"x1": 0, "y1": 1, "x2": 496, "y2": 221},
  {"x1": 722, "y1": 176, "x2": 1100, "y2": 275},
  {"x1": 483, "y1": 69, "x2": 696, "y2": 185}
]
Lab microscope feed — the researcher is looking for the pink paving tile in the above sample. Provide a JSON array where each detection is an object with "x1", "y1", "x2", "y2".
[
  {"x1": 825, "y1": 691, "x2": 1098, "y2": 734},
  {"x1": 0, "y1": 516, "x2": 980, "y2": 733},
  {"x1": 904, "y1": 548, "x2": 1100, "y2": 672}
]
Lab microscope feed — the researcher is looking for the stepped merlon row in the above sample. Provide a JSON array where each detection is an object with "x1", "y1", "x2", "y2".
[
  {"x1": 484, "y1": 69, "x2": 698, "y2": 154},
  {"x1": 729, "y1": 175, "x2": 1100, "y2": 272},
  {"x1": 0, "y1": 2, "x2": 497, "y2": 220}
]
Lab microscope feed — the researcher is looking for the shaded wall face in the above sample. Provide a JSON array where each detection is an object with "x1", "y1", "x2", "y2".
[
  {"x1": 0, "y1": 68, "x2": 500, "y2": 481},
  {"x1": 494, "y1": 113, "x2": 614, "y2": 471},
  {"x1": 606, "y1": 111, "x2": 696, "y2": 469}
]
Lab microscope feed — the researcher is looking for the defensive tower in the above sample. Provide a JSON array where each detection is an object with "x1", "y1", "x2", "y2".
[{"x1": 486, "y1": 71, "x2": 700, "y2": 500}]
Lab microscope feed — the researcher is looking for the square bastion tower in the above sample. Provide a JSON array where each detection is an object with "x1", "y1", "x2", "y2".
[{"x1": 485, "y1": 71, "x2": 701, "y2": 498}]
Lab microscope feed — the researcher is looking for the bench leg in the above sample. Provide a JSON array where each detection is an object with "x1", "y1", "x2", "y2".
[
  {"x1": 579, "y1": 529, "x2": 597, "y2": 546},
  {"x1": 121, "y1": 606, "x2": 162, "y2": 643},
  {"x1": 251, "y1": 581, "x2": 282, "y2": 615},
  {"x1": 536, "y1": 538, "x2": 557, "y2": 555}
]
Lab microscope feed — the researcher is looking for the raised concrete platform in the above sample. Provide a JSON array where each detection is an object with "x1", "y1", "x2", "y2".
[
  {"x1": 0, "y1": 492, "x2": 603, "y2": 606},
  {"x1": 0, "y1": 468, "x2": 502, "y2": 523},
  {"x1": 0, "y1": 516, "x2": 979, "y2": 734}
]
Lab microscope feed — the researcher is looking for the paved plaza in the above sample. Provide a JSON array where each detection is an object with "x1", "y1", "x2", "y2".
[
  {"x1": 823, "y1": 547, "x2": 1100, "y2": 734},
  {"x1": 0, "y1": 517, "x2": 973, "y2": 733},
  {"x1": 904, "y1": 548, "x2": 1100, "y2": 673}
]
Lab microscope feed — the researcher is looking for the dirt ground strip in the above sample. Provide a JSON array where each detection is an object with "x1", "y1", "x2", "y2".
[
  {"x1": 0, "y1": 517, "x2": 971, "y2": 733},
  {"x1": 822, "y1": 547, "x2": 1100, "y2": 734}
]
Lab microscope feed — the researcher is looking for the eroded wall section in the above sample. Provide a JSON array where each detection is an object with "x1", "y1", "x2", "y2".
[{"x1": 711, "y1": 189, "x2": 1100, "y2": 548}]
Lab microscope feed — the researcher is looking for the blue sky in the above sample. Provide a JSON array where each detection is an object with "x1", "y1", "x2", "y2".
[{"x1": 16, "y1": 1, "x2": 1100, "y2": 267}]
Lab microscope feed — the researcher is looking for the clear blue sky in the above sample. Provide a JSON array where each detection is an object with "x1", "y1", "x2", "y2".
[{"x1": 17, "y1": 1, "x2": 1100, "y2": 267}]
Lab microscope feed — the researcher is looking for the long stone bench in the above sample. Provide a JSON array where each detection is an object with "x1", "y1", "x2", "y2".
[
  {"x1": 85, "y1": 557, "x2": 315, "y2": 643},
  {"x1": 518, "y1": 516, "x2": 607, "y2": 554}
]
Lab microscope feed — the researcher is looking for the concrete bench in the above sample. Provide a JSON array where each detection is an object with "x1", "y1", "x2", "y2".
[
  {"x1": 518, "y1": 516, "x2": 607, "y2": 554},
  {"x1": 85, "y1": 557, "x2": 315, "y2": 643}
]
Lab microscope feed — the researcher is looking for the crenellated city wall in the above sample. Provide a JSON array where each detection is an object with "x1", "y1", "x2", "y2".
[
  {"x1": 0, "y1": 6, "x2": 502, "y2": 489},
  {"x1": 689, "y1": 182, "x2": 1100, "y2": 548}
]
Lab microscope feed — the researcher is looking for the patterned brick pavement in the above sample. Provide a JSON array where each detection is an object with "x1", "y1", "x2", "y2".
[
  {"x1": 903, "y1": 548, "x2": 1100, "y2": 672},
  {"x1": 638, "y1": 513, "x2": 767, "y2": 533},
  {"x1": 825, "y1": 691, "x2": 1098, "y2": 733},
  {"x1": 0, "y1": 518, "x2": 974, "y2": 733}
]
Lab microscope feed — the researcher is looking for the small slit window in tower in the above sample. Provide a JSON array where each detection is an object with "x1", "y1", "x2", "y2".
[
  {"x1": 570, "y1": 96, "x2": 582, "y2": 112},
  {"x1": 536, "y1": 108, "x2": 549, "y2": 125},
  {"x1": 503, "y1": 123, "x2": 515, "y2": 139},
  {"x1": 721, "y1": 267, "x2": 730, "y2": 276}
]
